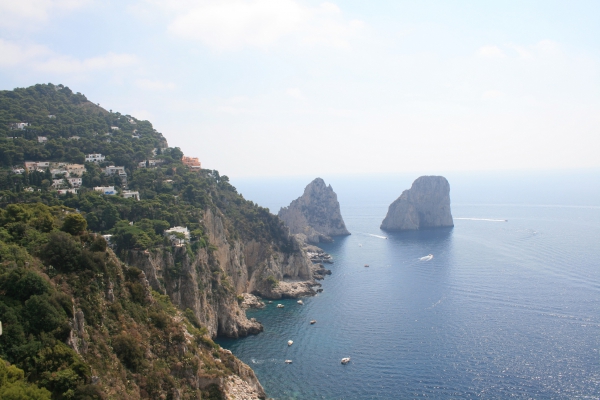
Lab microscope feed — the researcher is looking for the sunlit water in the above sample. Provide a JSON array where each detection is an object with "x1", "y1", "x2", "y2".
[{"x1": 218, "y1": 175, "x2": 600, "y2": 399}]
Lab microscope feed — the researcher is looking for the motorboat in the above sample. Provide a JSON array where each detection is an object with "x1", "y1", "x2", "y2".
[
  {"x1": 297, "y1": 300, "x2": 303, "y2": 305},
  {"x1": 310, "y1": 320, "x2": 316, "y2": 324},
  {"x1": 419, "y1": 254, "x2": 433, "y2": 261},
  {"x1": 364, "y1": 264, "x2": 369, "y2": 267},
  {"x1": 288, "y1": 340, "x2": 293, "y2": 346},
  {"x1": 277, "y1": 304, "x2": 284, "y2": 308},
  {"x1": 341, "y1": 357, "x2": 351, "y2": 364},
  {"x1": 285, "y1": 360, "x2": 292, "y2": 364}
]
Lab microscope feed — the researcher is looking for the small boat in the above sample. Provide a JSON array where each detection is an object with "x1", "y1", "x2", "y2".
[
  {"x1": 277, "y1": 304, "x2": 284, "y2": 308},
  {"x1": 310, "y1": 320, "x2": 316, "y2": 324},
  {"x1": 285, "y1": 360, "x2": 293, "y2": 364},
  {"x1": 297, "y1": 300, "x2": 303, "y2": 305},
  {"x1": 419, "y1": 254, "x2": 433, "y2": 261},
  {"x1": 364, "y1": 264, "x2": 369, "y2": 267},
  {"x1": 268, "y1": 301, "x2": 273, "y2": 304},
  {"x1": 341, "y1": 357, "x2": 351, "y2": 364},
  {"x1": 288, "y1": 340, "x2": 293, "y2": 346}
]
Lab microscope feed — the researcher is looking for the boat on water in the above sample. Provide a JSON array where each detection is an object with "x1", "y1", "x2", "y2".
[
  {"x1": 297, "y1": 300, "x2": 303, "y2": 305},
  {"x1": 285, "y1": 360, "x2": 292, "y2": 364},
  {"x1": 277, "y1": 304, "x2": 284, "y2": 308},
  {"x1": 364, "y1": 264, "x2": 369, "y2": 267},
  {"x1": 419, "y1": 254, "x2": 433, "y2": 261},
  {"x1": 341, "y1": 357, "x2": 351, "y2": 364},
  {"x1": 288, "y1": 340, "x2": 293, "y2": 346},
  {"x1": 310, "y1": 320, "x2": 316, "y2": 324}
]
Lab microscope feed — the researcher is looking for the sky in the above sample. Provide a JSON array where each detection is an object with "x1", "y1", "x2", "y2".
[{"x1": 0, "y1": 0, "x2": 599, "y2": 178}]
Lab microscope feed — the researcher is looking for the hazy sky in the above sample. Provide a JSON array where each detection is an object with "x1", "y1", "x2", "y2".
[{"x1": 0, "y1": 0, "x2": 598, "y2": 177}]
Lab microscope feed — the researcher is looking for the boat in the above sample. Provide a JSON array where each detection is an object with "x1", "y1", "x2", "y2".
[
  {"x1": 277, "y1": 304, "x2": 284, "y2": 308},
  {"x1": 419, "y1": 254, "x2": 433, "y2": 261},
  {"x1": 285, "y1": 360, "x2": 292, "y2": 364},
  {"x1": 341, "y1": 357, "x2": 351, "y2": 364},
  {"x1": 310, "y1": 320, "x2": 316, "y2": 324},
  {"x1": 288, "y1": 340, "x2": 293, "y2": 346},
  {"x1": 268, "y1": 301, "x2": 273, "y2": 304},
  {"x1": 297, "y1": 300, "x2": 303, "y2": 305},
  {"x1": 364, "y1": 264, "x2": 369, "y2": 267}
]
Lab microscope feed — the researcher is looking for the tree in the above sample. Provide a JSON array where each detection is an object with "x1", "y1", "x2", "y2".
[
  {"x1": 0, "y1": 358, "x2": 51, "y2": 400},
  {"x1": 61, "y1": 213, "x2": 87, "y2": 235},
  {"x1": 40, "y1": 231, "x2": 82, "y2": 273}
]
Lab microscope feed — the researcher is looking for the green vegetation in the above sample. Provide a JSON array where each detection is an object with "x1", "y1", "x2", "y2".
[{"x1": 0, "y1": 84, "x2": 289, "y2": 398}]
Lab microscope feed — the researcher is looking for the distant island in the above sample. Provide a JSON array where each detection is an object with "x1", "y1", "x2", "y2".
[
  {"x1": 278, "y1": 177, "x2": 350, "y2": 244},
  {"x1": 381, "y1": 176, "x2": 454, "y2": 231}
]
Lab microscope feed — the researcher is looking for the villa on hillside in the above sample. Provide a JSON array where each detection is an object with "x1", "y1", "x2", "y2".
[
  {"x1": 37, "y1": 136, "x2": 48, "y2": 143},
  {"x1": 85, "y1": 153, "x2": 105, "y2": 163},
  {"x1": 94, "y1": 186, "x2": 116, "y2": 195},
  {"x1": 182, "y1": 156, "x2": 201, "y2": 171},
  {"x1": 11, "y1": 122, "x2": 29, "y2": 130},
  {"x1": 122, "y1": 190, "x2": 140, "y2": 200},
  {"x1": 164, "y1": 226, "x2": 190, "y2": 246}
]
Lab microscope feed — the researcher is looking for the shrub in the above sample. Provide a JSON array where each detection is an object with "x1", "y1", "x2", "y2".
[
  {"x1": 39, "y1": 232, "x2": 82, "y2": 273},
  {"x1": 0, "y1": 269, "x2": 49, "y2": 302},
  {"x1": 112, "y1": 334, "x2": 144, "y2": 372}
]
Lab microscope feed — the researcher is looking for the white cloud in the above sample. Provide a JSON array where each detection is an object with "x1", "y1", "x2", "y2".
[
  {"x1": 286, "y1": 87, "x2": 304, "y2": 99},
  {"x1": 478, "y1": 45, "x2": 506, "y2": 58},
  {"x1": 135, "y1": 78, "x2": 176, "y2": 91},
  {"x1": 139, "y1": 0, "x2": 364, "y2": 50},
  {"x1": 0, "y1": 0, "x2": 90, "y2": 28},
  {"x1": 482, "y1": 90, "x2": 504, "y2": 99},
  {"x1": 0, "y1": 39, "x2": 51, "y2": 67},
  {"x1": 0, "y1": 39, "x2": 136, "y2": 74},
  {"x1": 36, "y1": 53, "x2": 137, "y2": 73}
]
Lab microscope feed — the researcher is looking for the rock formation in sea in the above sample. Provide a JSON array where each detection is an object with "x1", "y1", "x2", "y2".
[
  {"x1": 380, "y1": 176, "x2": 454, "y2": 231},
  {"x1": 278, "y1": 178, "x2": 350, "y2": 244}
]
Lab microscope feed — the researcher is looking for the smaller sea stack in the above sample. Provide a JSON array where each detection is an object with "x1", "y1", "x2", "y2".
[{"x1": 380, "y1": 176, "x2": 453, "y2": 231}]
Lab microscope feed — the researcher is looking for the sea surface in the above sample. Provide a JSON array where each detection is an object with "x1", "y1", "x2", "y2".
[{"x1": 218, "y1": 172, "x2": 600, "y2": 399}]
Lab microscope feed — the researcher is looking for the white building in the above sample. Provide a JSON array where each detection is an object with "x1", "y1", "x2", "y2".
[
  {"x1": 94, "y1": 186, "x2": 116, "y2": 195},
  {"x1": 105, "y1": 166, "x2": 127, "y2": 180},
  {"x1": 122, "y1": 190, "x2": 140, "y2": 200},
  {"x1": 132, "y1": 135, "x2": 140, "y2": 139},
  {"x1": 52, "y1": 179, "x2": 65, "y2": 188},
  {"x1": 68, "y1": 136, "x2": 80, "y2": 140},
  {"x1": 165, "y1": 226, "x2": 190, "y2": 246},
  {"x1": 37, "y1": 162, "x2": 50, "y2": 169},
  {"x1": 57, "y1": 188, "x2": 78, "y2": 195},
  {"x1": 66, "y1": 164, "x2": 86, "y2": 176},
  {"x1": 50, "y1": 169, "x2": 69, "y2": 178},
  {"x1": 110, "y1": 126, "x2": 120, "y2": 130},
  {"x1": 12, "y1": 122, "x2": 29, "y2": 130},
  {"x1": 37, "y1": 136, "x2": 48, "y2": 143},
  {"x1": 68, "y1": 178, "x2": 82, "y2": 187},
  {"x1": 12, "y1": 168, "x2": 24, "y2": 174},
  {"x1": 85, "y1": 154, "x2": 105, "y2": 163},
  {"x1": 48, "y1": 115, "x2": 56, "y2": 119}
]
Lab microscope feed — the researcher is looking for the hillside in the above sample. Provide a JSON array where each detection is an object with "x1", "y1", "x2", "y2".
[{"x1": 0, "y1": 84, "x2": 322, "y2": 399}]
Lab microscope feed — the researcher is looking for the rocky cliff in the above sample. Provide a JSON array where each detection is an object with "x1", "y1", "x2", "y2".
[
  {"x1": 127, "y1": 208, "x2": 319, "y2": 339},
  {"x1": 380, "y1": 176, "x2": 454, "y2": 230},
  {"x1": 278, "y1": 178, "x2": 350, "y2": 244}
]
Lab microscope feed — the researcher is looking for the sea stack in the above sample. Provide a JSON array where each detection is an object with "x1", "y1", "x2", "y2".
[
  {"x1": 278, "y1": 178, "x2": 350, "y2": 244},
  {"x1": 380, "y1": 176, "x2": 454, "y2": 231}
]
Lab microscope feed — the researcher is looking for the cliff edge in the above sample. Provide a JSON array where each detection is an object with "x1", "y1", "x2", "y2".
[
  {"x1": 380, "y1": 176, "x2": 454, "y2": 231},
  {"x1": 278, "y1": 178, "x2": 350, "y2": 244}
]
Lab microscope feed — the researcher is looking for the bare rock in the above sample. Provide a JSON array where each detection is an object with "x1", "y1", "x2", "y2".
[
  {"x1": 381, "y1": 176, "x2": 454, "y2": 231},
  {"x1": 278, "y1": 178, "x2": 350, "y2": 244}
]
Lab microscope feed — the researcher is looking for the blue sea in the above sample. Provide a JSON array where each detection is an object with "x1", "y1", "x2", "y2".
[{"x1": 218, "y1": 171, "x2": 600, "y2": 399}]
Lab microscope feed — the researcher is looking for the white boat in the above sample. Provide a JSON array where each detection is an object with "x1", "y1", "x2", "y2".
[
  {"x1": 419, "y1": 254, "x2": 433, "y2": 261},
  {"x1": 341, "y1": 357, "x2": 351, "y2": 364},
  {"x1": 297, "y1": 300, "x2": 303, "y2": 305},
  {"x1": 285, "y1": 360, "x2": 293, "y2": 364},
  {"x1": 277, "y1": 304, "x2": 284, "y2": 308},
  {"x1": 288, "y1": 340, "x2": 293, "y2": 346},
  {"x1": 310, "y1": 320, "x2": 316, "y2": 324}
]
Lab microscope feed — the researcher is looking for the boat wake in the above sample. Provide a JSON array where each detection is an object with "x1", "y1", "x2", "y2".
[
  {"x1": 367, "y1": 234, "x2": 388, "y2": 239},
  {"x1": 455, "y1": 217, "x2": 507, "y2": 222}
]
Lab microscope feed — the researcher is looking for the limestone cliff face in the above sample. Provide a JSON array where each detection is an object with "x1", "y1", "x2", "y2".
[
  {"x1": 381, "y1": 176, "x2": 454, "y2": 231},
  {"x1": 127, "y1": 208, "x2": 315, "y2": 339},
  {"x1": 278, "y1": 178, "x2": 350, "y2": 244}
]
